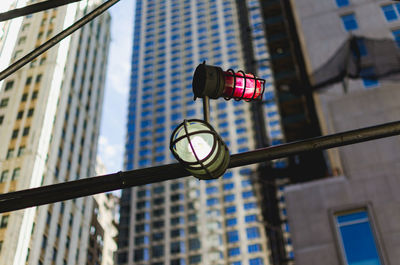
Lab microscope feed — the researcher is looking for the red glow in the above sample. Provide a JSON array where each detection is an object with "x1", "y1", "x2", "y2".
[{"x1": 223, "y1": 71, "x2": 264, "y2": 100}]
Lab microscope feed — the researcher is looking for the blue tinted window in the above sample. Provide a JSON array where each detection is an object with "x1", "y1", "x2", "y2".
[
  {"x1": 225, "y1": 206, "x2": 236, "y2": 214},
  {"x1": 224, "y1": 194, "x2": 235, "y2": 202},
  {"x1": 171, "y1": 113, "x2": 182, "y2": 121},
  {"x1": 242, "y1": 191, "x2": 254, "y2": 199},
  {"x1": 237, "y1": 138, "x2": 247, "y2": 144},
  {"x1": 226, "y1": 218, "x2": 237, "y2": 227},
  {"x1": 246, "y1": 227, "x2": 260, "y2": 239},
  {"x1": 227, "y1": 230, "x2": 239, "y2": 243},
  {"x1": 336, "y1": 0, "x2": 349, "y2": 7},
  {"x1": 360, "y1": 67, "x2": 379, "y2": 88},
  {"x1": 245, "y1": 215, "x2": 257, "y2": 223},
  {"x1": 223, "y1": 172, "x2": 233, "y2": 179},
  {"x1": 382, "y1": 5, "x2": 398, "y2": 21},
  {"x1": 244, "y1": 202, "x2": 257, "y2": 210},
  {"x1": 207, "y1": 198, "x2": 220, "y2": 206},
  {"x1": 186, "y1": 109, "x2": 196, "y2": 117},
  {"x1": 206, "y1": 186, "x2": 218, "y2": 194},
  {"x1": 341, "y1": 14, "x2": 358, "y2": 31},
  {"x1": 336, "y1": 210, "x2": 382, "y2": 265},
  {"x1": 354, "y1": 38, "x2": 367, "y2": 56},
  {"x1": 242, "y1": 179, "x2": 251, "y2": 187},
  {"x1": 224, "y1": 183, "x2": 234, "y2": 190},
  {"x1": 249, "y1": 258, "x2": 264, "y2": 265},
  {"x1": 228, "y1": 247, "x2": 240, "y2": 257},
  {"x1": 248, "y1": 244, "x2": 262, "y2": 253},
  {"x1": 238, "y1": 147, "x2": 249, "y2": 153}
]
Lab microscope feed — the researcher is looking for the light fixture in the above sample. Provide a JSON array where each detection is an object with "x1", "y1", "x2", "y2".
[
  {"x1": 192, "y1": 62, "x2": 266, "y2": 101},
  {"x1": 170, "y1": 119, "x2": 230, "y2": 180}
]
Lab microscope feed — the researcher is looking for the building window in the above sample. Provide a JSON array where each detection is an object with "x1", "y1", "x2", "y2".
[
  {"x1": 244, "y1": 202, "x2": 257, "y2": 210},
  {"x1": 6, "y1": 149, "x2": 14, "y2": 159},
  {"x1": 32, "y1": 91, "x2": 38, "y2": 100},
  {"x1": 11, "y1": 129, "x2": 19, "y2": 139},
  {"x1": 152, "y1": 245, "x2": 164, "y2": 258},
  {"x1": 0, "y1": 170, "x2": 8, "y2": 182},
  {"x1": 246, "y1": 227, "x2": 260, "y2": 239},
  {"x1": 35, "y1": 74, "x2": 42, "y2": 83},
  {"x1": 228, "y1": 247, "x2": 240, "y2": 257},
  {"x1": 152, "y1": 232, "x2": 164, "y2": 241},
  {"x1": 381, "y1": 4, "x2": 399, "y2": 22},
  {"x1": 224, "y1": 194, "x2": 235, "y2": 203},
  {"x1": 189, "y1": 255, "x2": 201, "y2": 264},
  {"x1": 242, "y1": 191, "x2": 254, "y2": 199},
  {"x1": 171, "y1": 241, "x2": 185, "y2": 254},
  {"x1": 17, "y1": 111, "x2": 23, "y2": 120},
  {"x1": 335, "y1": 210, "x2": 382, "y2": 265},
  {"x1": 225, "y1": 206, "x2": 236, "y2": 214},
  {"x1": 134, "y1": 248, "x2": 149, "y2": 261},
  {"x1": 27, "y1": 108, "x2": 34, "y2": 117},
  {"x1": 248, "y1": 244, "x2": 262, "y2": 253},
  {"x1": 11, "y1": 168, "x2": 20, "y2": 180},
  {"x1": 249, "y1": 258, "x2": 264, "y2": 265},
  {"x1": 4, "y1": 81, "x2": 14, "y2": 91},
  {"x1": 392, "y1": 29, "x2": 400, "y2": 47},
  {"x1": 18, "y1": 146, "x2": 25, "y2": 156},
  {"x1": 227, "y1": 230, "x2": 239, "y2": 243},
  {"x1": 21, "y1": 93, "x2": 28, "y2": 102},
  {"x1": 340, "y1": 14, "x2": 358, "y2": 31},
  {"x1": 0, "y1": 115, "x2": 3, "y2": 125},
  {"x1": 23, "y1": 127, "x2": 30, "y2": 136},
  {"x1": 25, "y1": 76, "x2": 32, "y2": 85},
  {"x1": 335, "y1": 0, "x2": 349, "y2": 7},
  {"x1": 0, "y1": 98, "x2": 9, "y2": 108},
  {"x1": 0, "y1": 215, "x2": 9, "y2": 228},
  {"x1": 360, "y1": 67, "x2": 379, "y2": 88},
  {"x1": 189, "y1": 238, "x2": 201, "y2": 250},
  {"x1": 245, "y1": 215, "x2": 258, "y2": 223}
]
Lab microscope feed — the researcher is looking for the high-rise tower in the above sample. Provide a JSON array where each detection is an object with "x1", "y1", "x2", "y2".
[
  {"x1": 0, "y1": 1, "x2": 111, "y2": 264},
  {"x1": 119, "y1": 0, "x2": 286, "y2": 265}
]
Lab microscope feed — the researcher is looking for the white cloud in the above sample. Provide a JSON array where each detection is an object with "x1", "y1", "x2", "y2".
[{"x1": 98, "y1": 135, "x2": 124, "y2": 173}]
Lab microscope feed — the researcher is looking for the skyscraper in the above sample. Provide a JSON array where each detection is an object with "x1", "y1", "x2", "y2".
[
  {"x1": 119, "y1": 0, "x2": 285, "y2": 264},
  {"x1": 0, "y1": 1, "x2": 111, "y2": 264}
]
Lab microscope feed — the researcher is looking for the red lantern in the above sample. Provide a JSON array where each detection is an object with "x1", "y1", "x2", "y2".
[{"x1": 192, "y1": 62, "x2": 265, "y2": 101}]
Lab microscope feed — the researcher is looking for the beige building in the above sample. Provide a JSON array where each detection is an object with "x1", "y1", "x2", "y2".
[{"x1": 0, "y1": 1, "x2": 111, "y2": 264}]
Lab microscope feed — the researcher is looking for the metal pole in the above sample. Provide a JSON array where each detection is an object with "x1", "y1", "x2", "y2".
[
  {"x1": 0, "y1": 0, "x2": 82, "y2": 22},
  {"x1": 0, "y1": 120, "x2": 400, "y2": 213},
  {"x1": 0, "y1": 0, "x2": 120, "y2": 81},
  {"x1": 203, "y1": 95, "x2": 210, "y2": 123}
]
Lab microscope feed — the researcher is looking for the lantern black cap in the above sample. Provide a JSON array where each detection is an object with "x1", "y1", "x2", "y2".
[{"x1": 192, "y1": 62, "x2": 225, "y2": 100}]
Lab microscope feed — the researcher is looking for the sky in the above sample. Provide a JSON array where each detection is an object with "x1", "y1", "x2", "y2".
[{"x1": 97, "y1": 0, "x2": 135, "y2": 174}]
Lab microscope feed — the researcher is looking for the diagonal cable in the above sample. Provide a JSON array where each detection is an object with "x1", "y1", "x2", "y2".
[
  {"x1": 0, "y1": 0, "x2": 82, "y2": 22},
  {"x1": 0, "y1": 0, "x2": 120, "y2": 81}
]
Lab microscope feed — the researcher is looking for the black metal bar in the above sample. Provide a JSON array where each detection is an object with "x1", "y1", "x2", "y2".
[
  {"x1": 202, "y1": 95, "x2": 210, "y2": 123},
  {"x1": 0, "y1": 120, "x2": 400, "y2": 213},
  {"x1": 0, "y1": 0, "x2": 82, "y2": 22},
  {"x1": 0, "y1": 0, "x2": 120, "y2": 81}
]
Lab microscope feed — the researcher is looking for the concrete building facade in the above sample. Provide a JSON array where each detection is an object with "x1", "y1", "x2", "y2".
[
  {"x1": 284, "y1": 0, "x2": 400, "y2": 264},
  {"x1": 0, "y1": 1, "x2": 111, "y2": 264}
]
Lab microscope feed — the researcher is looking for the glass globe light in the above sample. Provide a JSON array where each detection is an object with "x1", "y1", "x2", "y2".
[{"x1": 170, "y1": 119, "x2": 230, "y2": 180}]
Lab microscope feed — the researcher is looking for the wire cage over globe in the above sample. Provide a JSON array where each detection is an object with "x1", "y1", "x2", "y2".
[{"x1": 170, "y1": 119, "x2": 230, "y2": 180}]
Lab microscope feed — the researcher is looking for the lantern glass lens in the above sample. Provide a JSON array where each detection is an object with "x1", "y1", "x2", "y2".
[
  {"x1": 174, "y1": 122, "x2": 215, "y2": 163},
  {"x1": 170, "y1": 119, "x2": 230, "y2": 180},
  {"x1": 223, "y1": 72, "x2": 263, "y2": 100}
]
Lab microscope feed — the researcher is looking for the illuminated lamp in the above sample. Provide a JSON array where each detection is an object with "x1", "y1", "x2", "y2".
[
  {"x1": 192, "y1": 62, "x2": 265, "y2": 101},
  {"x1": 170, "y1": 119, "x2": 230, "y2": 180}
]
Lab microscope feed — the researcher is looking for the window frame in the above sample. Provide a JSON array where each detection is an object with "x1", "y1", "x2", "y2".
[{"x1": 330, "y1": 204, "x2": 387, "y2": 265}]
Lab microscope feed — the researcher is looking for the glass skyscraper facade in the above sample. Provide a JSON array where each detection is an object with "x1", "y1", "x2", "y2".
[{"x1": 119, "y1": 1, "x2": 285, "y2": 264}]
